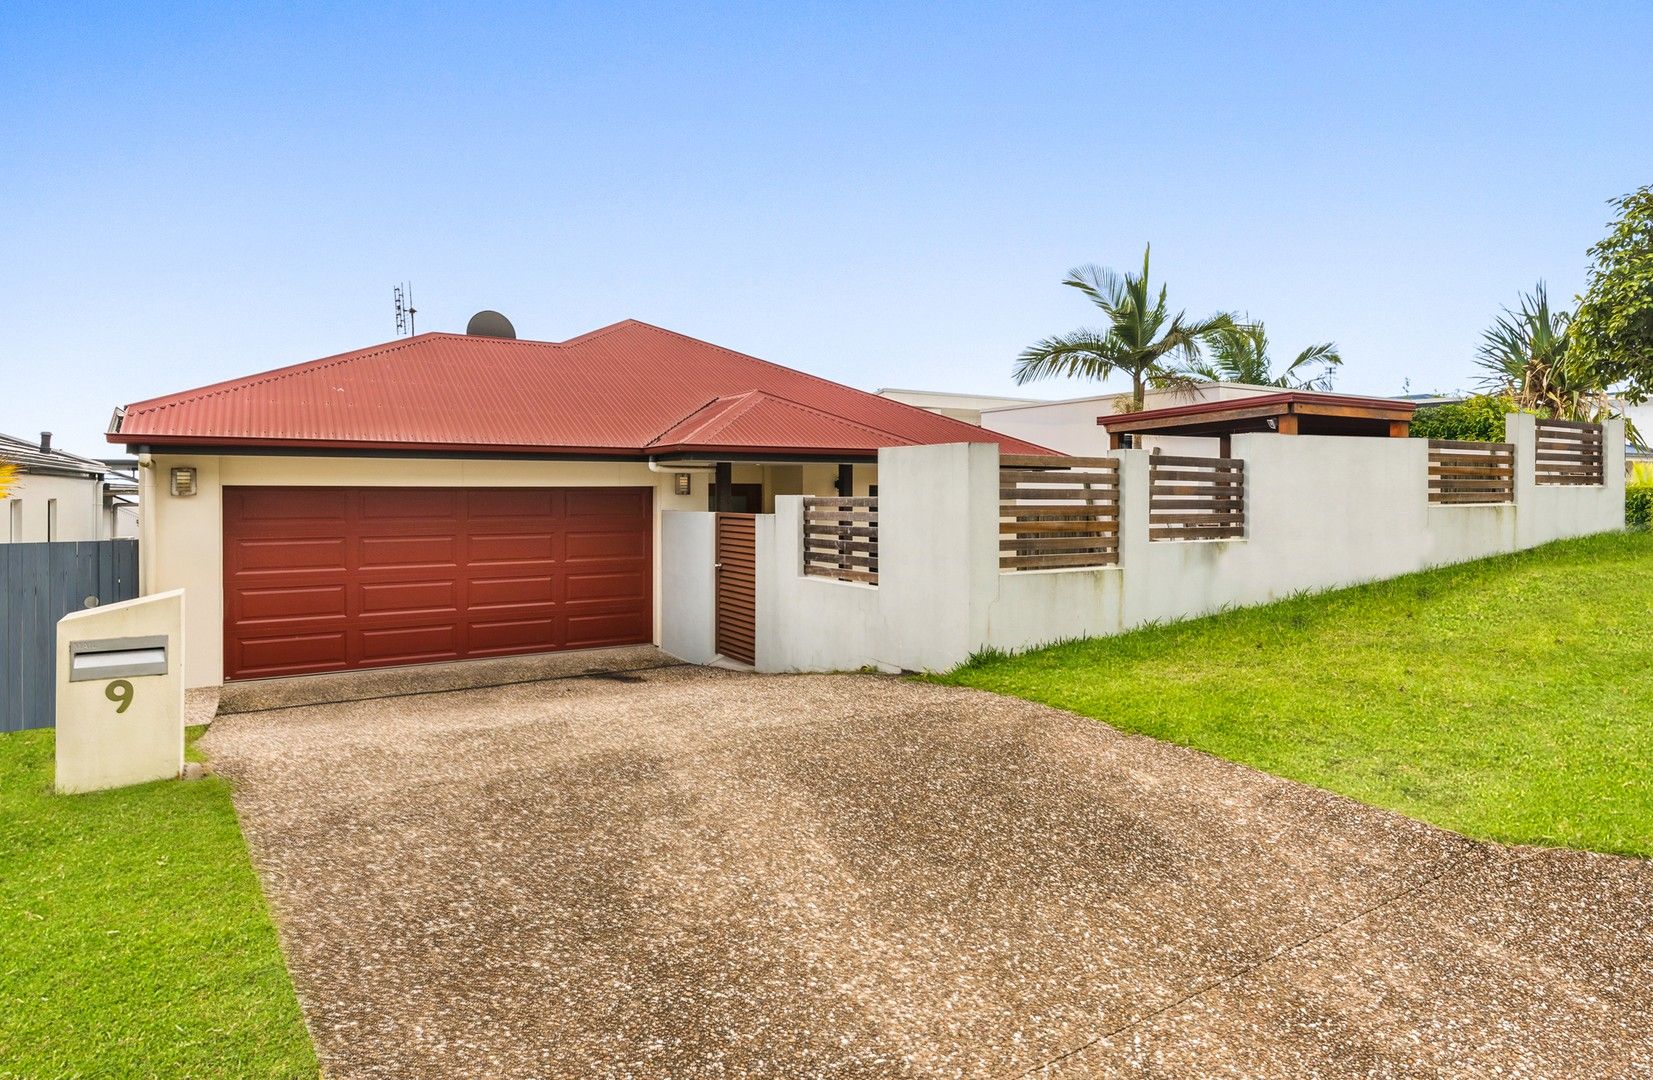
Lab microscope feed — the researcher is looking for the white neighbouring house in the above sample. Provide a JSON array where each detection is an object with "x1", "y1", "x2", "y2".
[
  {"x1": 1, "y1": 431, "x2": 139, "y2": 543},
  {"x1": 883, "y1": 382, "x2": 1295, "y2": 457}
]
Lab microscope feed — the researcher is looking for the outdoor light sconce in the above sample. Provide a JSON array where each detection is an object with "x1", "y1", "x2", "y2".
[
  {"x1": 1265, "y1": 417, "x2": 1278, "y2": 430},
  {"x1": 675, "y1": 473, "x2": 692, "y2": 496},
  {"x1": 169, "y1": 467, "x2": 197, "y2": 497}
]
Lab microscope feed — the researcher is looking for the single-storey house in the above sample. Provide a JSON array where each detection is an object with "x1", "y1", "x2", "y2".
[{"x1": 108, "y1": 318, "x2": 1047, "y2": 686}]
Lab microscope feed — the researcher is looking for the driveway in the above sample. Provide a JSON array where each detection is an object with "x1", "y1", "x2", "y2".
[{"x1": 202, "y1": 658, "x2": 1653, "y2": 1078}]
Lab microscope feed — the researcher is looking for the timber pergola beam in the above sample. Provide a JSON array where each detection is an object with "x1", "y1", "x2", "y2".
[{"x1": 1100, "y1": 391, "x2": 1417, "y2": 452}]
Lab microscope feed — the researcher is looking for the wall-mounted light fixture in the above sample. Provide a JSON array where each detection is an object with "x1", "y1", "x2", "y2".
[
  {"x1": 674, "y1": 472, "x2": 692, "y2": 496},
  {"x1": 169, "y1": 467, "x2": 197, "y2": 497}
]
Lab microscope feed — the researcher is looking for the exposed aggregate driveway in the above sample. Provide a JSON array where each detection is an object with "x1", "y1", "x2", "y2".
[{"x1": 201, "y1": 660, "x2": 1653, "y2": 1079}]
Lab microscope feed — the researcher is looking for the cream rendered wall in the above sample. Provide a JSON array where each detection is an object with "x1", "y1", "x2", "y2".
[
  {"x1": 141, "y1": 453, "x2": 702, "y2": 688},
  {"x1": 55, "y1": 590, "x2": 185, "y2": 793},
  {"x1": 659, "y1": 511, "x2": 718, "y2": 664},
  {"x1": 1, "y1": 473, "x2": 105, "y2": 542},
  {"x1": 745, "y1": 418, "x2": 1626, "y2": 674}
]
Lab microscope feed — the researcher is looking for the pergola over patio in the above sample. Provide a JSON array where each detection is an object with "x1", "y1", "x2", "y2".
[{"x1": 1099, "y1": 391, "x2": 1417, "y2": 454}]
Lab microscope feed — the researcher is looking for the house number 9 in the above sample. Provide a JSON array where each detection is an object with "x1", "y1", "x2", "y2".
[{"x1": 106, "y1": 680, "x2": 134, "y2": 714}]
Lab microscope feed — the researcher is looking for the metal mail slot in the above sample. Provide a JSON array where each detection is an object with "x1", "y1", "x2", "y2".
[{"x1": 69, "y1": 635, "x2": 169, "y2": 681}]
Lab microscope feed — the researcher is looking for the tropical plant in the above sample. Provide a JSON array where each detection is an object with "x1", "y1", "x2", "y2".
[
  {"x1": 1177, "y1": 320, "x2": 1341, "y2": 390},
  {"x1": 1473, "y1": 283, "x2": 1613, "y2": 421},
  {"x1": 1013, "y1": 245, "x2": 1236, "y2": 410},
  {"x1": 1573, "y1": 184, "x2": 1653, "y2": 404}
]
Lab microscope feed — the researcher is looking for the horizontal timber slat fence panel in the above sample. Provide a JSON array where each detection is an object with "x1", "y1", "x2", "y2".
[
  {"x1": 1427, "y1": 440, "x2": 1514, "y2": 504},
  {"x1": 1533, "y1": 420, "x2": 1604, "y2": 486},
  {"x1": 1149, "y1": 455, "x2": 1245, "y2": 541},
  {"x1": 1000, "y1": 456, "x2": 1120, "y2": 571},
  {"x1": 802, "y1": 496, "x2": 878, "y2": 584}
]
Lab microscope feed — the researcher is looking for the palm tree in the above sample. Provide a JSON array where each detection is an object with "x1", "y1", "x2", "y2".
[
  {"x1": 1179, "y1": 321, "x2": 1342, "y2": 390},
  {"x1": 1013, "y1": 245, "x2": 1236, "y2": 410},
  {"x1": 1473, "y1": 283, "x2": 1607, "y2": 420}
]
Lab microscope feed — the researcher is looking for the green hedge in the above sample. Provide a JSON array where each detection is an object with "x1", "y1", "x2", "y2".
[
  {"x1": 1409, "y1": 395, "x2": 1511, "y2": 442},
  {"x1": 1629, "y1": 486, "x2": 1653, "y2": 529}
]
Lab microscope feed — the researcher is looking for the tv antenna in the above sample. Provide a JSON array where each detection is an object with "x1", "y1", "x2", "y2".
[{"x1": 393, "y1": 283, "x2": 417, "y2": 336}]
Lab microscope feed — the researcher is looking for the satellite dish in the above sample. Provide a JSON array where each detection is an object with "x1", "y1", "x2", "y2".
[{"x1": 466, "y1": 310, "x2": 517, "y2": 339}]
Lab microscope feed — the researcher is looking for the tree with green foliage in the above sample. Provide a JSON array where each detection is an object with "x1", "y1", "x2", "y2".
[
  {"x1": 1408, "y1": 394, "x2": 1513, "y2": 443},
  {"x1": 1013, "y1": 245, "x2": 1236, "y2": 410},
  {"x1": 1573, "y1": 184, "x2": 1653, "y2": 403},
  {"x1": 1177, "y1": 320, "x2": 1341, "y2": 390}
]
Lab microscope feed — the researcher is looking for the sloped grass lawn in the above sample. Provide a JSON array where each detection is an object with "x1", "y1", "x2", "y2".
[
  {"x1": 940, "y1": 531, "x2": 1653, "y2": 858},
  {"x1": 0, "y1": 727, "x2": 316, "y2": 1079}
]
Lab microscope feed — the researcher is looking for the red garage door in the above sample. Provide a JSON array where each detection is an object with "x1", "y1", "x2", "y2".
[{"x1": 222, "y1": 486, "x2": 652, "y2": 681}]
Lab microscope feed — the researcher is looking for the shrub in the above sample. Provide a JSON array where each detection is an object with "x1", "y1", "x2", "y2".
[
  {"x1": 1628, "y1": 464, "x2": 1653, "y2": 529},
  {"x1": 1627, "y1": 488, "x2": 1653, "y2": 529},
  {"x1": 1410, "y1": 395, "x2": 1513, "y2": 442}
]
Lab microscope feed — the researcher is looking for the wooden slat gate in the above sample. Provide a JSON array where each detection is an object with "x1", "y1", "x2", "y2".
[
  {"x1": 715, "y1": 514, "x2": 757, "y2": 665},
  {"x1": 1, "y1": 539, "x2": 140, "y2": 732}
]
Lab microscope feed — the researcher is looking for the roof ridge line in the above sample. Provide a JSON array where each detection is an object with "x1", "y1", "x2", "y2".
[
  {"x1": 626, "y1": 322, "x2": 1009, "y2": 442},
  {"x1": 124, "y1": 335, "x2": 435, "y2": 414}
]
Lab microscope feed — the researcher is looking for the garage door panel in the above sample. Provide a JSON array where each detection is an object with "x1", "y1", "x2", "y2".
[
  {"x1": 567, "y1": 488, "x2": 648, "y2": 518},
  {"x1": 467, "y1": 489, "x2": 558, "y2": 520},
  {"x1": 358, "y1": 624, "x2": 462, "y2": 663},
  {"x1": 358, "y1": 579, "x2": 459, "y2": 615},
  {"x1": 565, "y1": 570, "x2": 647, "y2": 603},
  {"x1": 231, "y1": 536, "x2": 348, "y2": 572},
  {"x1": 237, "y1": 584, "x2": 349, "y2": 621},
  {"x1": 467, "y1": 533, "x2": 556, "y2": 564},
  {"x1": 235, "y1": 631, "x2": 350, "y2": 678},
  {"x1": 231, "y1": 488, "x2": 351, "y2": 522},
  {"x1": 224, "y1": 485, "x2": 651, "y2": 680},
  {"x1": 360, "y1": 489, "x2": 458, "y2": 520},
  {"x1": 566, "y1": 530, "x2": 648, "y2": 560},
  {"x1": 359, "y1": 534, "x2": 460, "y2": 569},
  {"x1": 566, "y1": 611, "x2": 652, "y2": 649},
  {"x1": 468, "y1": 574, "x2": 556, "y2": 607},
  {"x1": 469, "y1": 617, "x2": 558, "y2": 654}
]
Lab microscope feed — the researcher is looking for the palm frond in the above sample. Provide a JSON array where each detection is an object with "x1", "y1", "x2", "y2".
[
  {"x1": 1061, "y1": 265, "x2": 1127, "y2": 314},
  {"x1": 1279, "y1": 342, "x2": 1342, "y2": 390},
  {"x1": 1012, "y1": 329, "x2": 1125, "y2": 385}
]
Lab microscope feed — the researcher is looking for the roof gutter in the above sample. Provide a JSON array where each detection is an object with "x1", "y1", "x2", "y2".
[{"x1": 647, "y1": 457, "x2": 717, "y2": 475}]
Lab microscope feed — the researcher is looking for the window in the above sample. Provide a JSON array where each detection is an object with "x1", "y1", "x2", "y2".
[
  {"x1": 46, "y1": 498, "x2": 58, "y2": 541},
  {"x1": 7, "y1": 500, "x2": 20, "y2": 542}
]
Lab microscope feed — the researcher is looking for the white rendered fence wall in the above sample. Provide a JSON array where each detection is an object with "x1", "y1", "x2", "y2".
[{"x1": 716, "y1": 416, "x2": 1626, "y2": 674}]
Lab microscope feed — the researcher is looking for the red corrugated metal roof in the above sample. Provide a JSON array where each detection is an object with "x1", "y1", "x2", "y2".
[{"x1": 110, "y1": 320, "x2": 1052, "y2": 457}]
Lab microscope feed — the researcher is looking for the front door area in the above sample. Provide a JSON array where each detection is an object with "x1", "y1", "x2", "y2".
[{"x1": 222, "y1": 486, "x2": 652, "y2": 680}]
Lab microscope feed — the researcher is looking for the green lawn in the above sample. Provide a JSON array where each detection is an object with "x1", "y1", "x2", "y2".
[
  {"x1": 939, "y1": 530, "x2": 1653, "y2": 858},
  {"x1": 0, "y1": 727, "x2": 316, "y2": 1079}
]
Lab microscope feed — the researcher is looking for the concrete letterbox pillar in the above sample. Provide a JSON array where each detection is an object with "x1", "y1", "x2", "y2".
[{"x1": 55, "y1": 590, "x2": 185, "y2": 794}]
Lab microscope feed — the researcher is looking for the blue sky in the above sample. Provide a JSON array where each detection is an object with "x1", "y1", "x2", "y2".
[{"x1": 3, "y1": 2, "x2": 1650, "y2": 456}]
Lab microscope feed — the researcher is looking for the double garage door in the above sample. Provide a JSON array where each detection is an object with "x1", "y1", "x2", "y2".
[{"x1": 223, "y1": 486, "x2": 652, "y2": 681}]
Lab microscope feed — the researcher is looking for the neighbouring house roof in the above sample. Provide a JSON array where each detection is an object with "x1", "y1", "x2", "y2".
[
  {"x1": 0, "y1": 432, "x2": 111, "y2": 480},
  {"x1": 108, "y1": 320, "x2": 1053, "y2": 459},
  {"x1": 1100, "y1": 391, "x2": 1417, "y2": 439}
]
